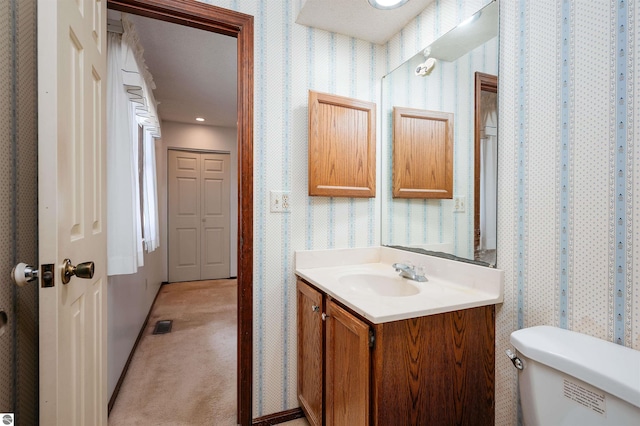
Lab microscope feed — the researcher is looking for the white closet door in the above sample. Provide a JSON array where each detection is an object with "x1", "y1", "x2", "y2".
[
  {"x1": 201, "y1": 152, "x2": 230, "y2": 279},
  {"x1": 168, "y1": 150, "x2": 230, "y2": 282},
  {"x1": 168, "y1": 150, "x2": 201, "y2": 282}
]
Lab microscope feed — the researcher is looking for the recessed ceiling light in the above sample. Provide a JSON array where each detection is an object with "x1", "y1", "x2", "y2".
[
  {"x1": 195, "y1": 117, "x2": 205, "y2": 122},
  {"x1": 368, "y1": 0, "x2": 409, "y2": 10}
]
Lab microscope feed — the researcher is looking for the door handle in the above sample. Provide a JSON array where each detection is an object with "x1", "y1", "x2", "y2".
[
  {"x1": 61, "y1": 259, "x2": 95, "y2": 284},
  {"x1": 11, "y1": 263, "x2": 39, "y2": 287},
  {"x1": 12, "y1": 263, "x2": 56, "y2": 287}
]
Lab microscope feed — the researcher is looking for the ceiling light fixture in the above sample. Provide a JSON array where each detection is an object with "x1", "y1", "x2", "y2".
[
  {"x1": 367, "y1": 0, "x2": 409, "y2": 10},
  {"x1": 195, "y1": 117, "x2": 205, "y2": 122}
]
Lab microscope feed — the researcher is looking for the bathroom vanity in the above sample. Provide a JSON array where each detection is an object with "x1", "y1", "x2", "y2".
[{"x1": 295, "y1": 247, "x2": 503, "y2": 426}]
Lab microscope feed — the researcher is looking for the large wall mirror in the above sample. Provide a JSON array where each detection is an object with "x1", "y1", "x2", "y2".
[{"x1": 381, "y1": 0, "x2": 498, "y2": 266}]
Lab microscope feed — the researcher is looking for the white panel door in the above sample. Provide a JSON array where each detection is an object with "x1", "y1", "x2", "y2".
[
  {"x1": 168, "y1": 150, "x2": 230, "y2": 282},
  {"x1": 37, "y1": 0, "x2": 107, "y2": 424},
  {"x1": 168, "y1": 150, "x2": 201, "y2": 282},
  {"x1": 201, "y1": 153, "x2": 230, "y2": 279}
]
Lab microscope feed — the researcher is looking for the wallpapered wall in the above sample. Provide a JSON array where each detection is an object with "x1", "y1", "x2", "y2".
[
  {"x1": 198, "y1": 0, "x2": 492, "y2": 417},
  {"x1": 0, "y1": 0, "x2": 38, "y2": 422},
  {"x1": 2, "y1": 0, "x2": 634, "y2": 423},
  {"x1": 496, "y1": 0, "x2": 639, "y2": 423}
]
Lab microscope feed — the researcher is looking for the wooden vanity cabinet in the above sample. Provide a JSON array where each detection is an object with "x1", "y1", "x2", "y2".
[
  {"x1": 297, "y1": 279, "x2": 324, "y2": 426},
  {"x1": 325, "y1": 300, "x2": 370, "y2": 425},
  {"x1": 297, "y1": 279, "x2": 370, "y2": 426},
  {"x1": 297, "y1": 278, "x2": 495, "y2": 426}
]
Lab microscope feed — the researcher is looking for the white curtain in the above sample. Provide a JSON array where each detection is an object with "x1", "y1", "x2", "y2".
[
  {"x1": 479, "y1": 91, "x2": 497, "y2": 251},
  {"x1": 107, "y1": 16, "x2": 161, "y2": 276}
]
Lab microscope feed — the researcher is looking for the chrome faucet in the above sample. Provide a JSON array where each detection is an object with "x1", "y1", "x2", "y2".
[{"x1": 392, "y1": 263, "x2": 428, "y2": 282}]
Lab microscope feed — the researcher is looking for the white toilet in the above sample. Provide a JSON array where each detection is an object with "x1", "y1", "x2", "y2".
[{"x1": 509, "y1": 325, "x2": 640, "y2": 425}]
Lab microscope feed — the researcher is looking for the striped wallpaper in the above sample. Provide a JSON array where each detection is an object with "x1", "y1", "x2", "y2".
[
  {"x1": 198, "y1": 0, "x2": 638, "y2": 423},
  {"x1": 221, "y1": 0, "x2": 389, "y2": 414},
  {"x1": 496, "y1": 0, "x2": 639, "y2": 424}
]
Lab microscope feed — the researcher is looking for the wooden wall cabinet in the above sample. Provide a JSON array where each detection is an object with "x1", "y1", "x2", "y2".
[
  {"x1": 308, "y1": 90, "x2": 376, "y2": 198},
  {"x1": 297, "y1": 278, "x2": 495, "y2": 426},
  {"x1": 393, "y1": 107, "x2": 454, "y2": 199}
]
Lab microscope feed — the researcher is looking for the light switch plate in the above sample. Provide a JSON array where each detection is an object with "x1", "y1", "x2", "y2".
[{"x1": 454, "y1": 195, "x2": 466, "y2": 213}]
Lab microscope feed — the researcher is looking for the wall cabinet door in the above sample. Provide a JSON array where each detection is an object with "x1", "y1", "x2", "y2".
[
  {"x1": 308, "y1": 90, "x2": 376, "y2": 198},
  {"x1": 325, "y1": 299, "x2": 370, "y2": 426},
  {"x1": 393, "y1": 107, "x2": 454, "y2": 199},
  {"x1": 297, "y1": 280, "x2": 324, "y2": 426}
]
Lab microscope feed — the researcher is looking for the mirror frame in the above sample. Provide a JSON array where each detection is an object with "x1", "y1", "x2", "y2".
[{"x1": 474, "y1": 72, "x2": 498, "y2": 262}]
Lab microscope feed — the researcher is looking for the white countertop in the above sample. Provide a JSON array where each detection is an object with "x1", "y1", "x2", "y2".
[{"x1": 295, "y1": 247, "x2": 504, "y2": 324}]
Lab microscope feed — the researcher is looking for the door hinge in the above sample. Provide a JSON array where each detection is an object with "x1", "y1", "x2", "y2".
[{"x1": 369, "y1": 328, "x2": 375, "y2": 349}]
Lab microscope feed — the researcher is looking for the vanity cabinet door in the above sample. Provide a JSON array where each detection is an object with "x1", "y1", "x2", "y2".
[
  {"x1": 325, "y1": 299, "x2": 370, "y2": 426},
  {"x1": 297, "y1": 280, "x2": 324, "y2": 426}
]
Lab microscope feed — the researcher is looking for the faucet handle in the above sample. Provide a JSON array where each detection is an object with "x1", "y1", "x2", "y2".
[{"x1": 392, "y1": 262, "x2": 409, "y2": 271}]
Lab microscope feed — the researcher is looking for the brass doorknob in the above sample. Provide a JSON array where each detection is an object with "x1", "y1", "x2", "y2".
[{"x1": 62, "y1": 259, "x2": 95, "y2": 284}]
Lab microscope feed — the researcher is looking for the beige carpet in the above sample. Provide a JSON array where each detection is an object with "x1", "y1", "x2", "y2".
[{"x1": 109, "y1": 279, "x2": 237, "y2": 426}]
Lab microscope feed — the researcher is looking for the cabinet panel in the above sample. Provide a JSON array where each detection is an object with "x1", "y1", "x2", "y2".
[
  {"x1": 371, "y1": 305, "x2": 495, "y2": 426},
  {"x1": 393, "y1": 107, "x2": 454, "y2": 199},
  {"x1": 325, "y1": 300, "x2": 370, "y2": 426},
  {"x1": 296, "y1": 277, "x2": 495, "y2": 426},
  {"x1": 297, "y1": 280, "x2": 324, "y2": 426},
  {"x1": 308, "y1": 90, "x2": 376, "y2": 198}
]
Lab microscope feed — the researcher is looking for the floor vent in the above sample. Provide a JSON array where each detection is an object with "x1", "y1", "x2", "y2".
[{"x1": 153, "y1": 320, "x2": 173, "y2": 335}]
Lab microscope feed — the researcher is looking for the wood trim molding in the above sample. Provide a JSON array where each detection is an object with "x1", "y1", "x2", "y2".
[
  {"x1": 252, "y1": 408, "x2": 305, "y2": 426},
  {"x1": 106, "y1": 1, "x2": 254, "y2": 424},
  {"x1": 473, "y1": 72, "x2": 498, "y2": 255}
]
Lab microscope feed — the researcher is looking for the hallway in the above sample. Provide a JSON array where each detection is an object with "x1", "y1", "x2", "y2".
[{"x1": 109, "y1": 279, "x2": 237, "y2": 425}]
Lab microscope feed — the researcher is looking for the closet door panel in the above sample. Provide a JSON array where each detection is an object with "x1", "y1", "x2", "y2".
[
  {"x1": 201, "y1": 153, "x2": 230, "y2": 279},
  {"x1": 168, "y1": 150, "x2": 201, "y2": 282}
]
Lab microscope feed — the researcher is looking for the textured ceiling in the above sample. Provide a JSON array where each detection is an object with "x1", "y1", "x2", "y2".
[{"x1": 297, "y1": 0, "x2": 436, "y2": 45}]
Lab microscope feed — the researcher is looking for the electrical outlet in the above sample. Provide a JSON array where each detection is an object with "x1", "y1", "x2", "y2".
[
  {"x1": 454, "y1": 195, "x2": 466, "y2": 213},
  {"x1": 270, "y1": 190, "x2": 291, "y2": 213},
  {"x1": 281, "y1": 192, "x2": 290, "y2": 211}
]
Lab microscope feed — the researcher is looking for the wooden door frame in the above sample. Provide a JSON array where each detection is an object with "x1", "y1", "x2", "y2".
[
  {"x1": 473, "y1": 72, "x2": 497, "y2": 258},
  {"x1": 106, "y1": 1, "x2": 253, "y2": 424}
]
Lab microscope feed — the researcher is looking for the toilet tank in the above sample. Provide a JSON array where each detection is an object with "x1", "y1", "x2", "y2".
[{"x1": 510, "y1": 326, "x2": 640, "y2": 426}]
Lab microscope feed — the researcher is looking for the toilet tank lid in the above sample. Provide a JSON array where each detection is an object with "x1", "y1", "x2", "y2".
[{"x1": 510, "y1": 326, "x2": 640, "y2": 409}]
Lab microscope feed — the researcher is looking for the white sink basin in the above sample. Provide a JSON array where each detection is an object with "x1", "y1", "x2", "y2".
[{"x1": 339, "y1": 273, "x2": 420, "y2": 297}]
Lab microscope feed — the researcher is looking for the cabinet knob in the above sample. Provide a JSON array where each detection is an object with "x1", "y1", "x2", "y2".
[
  {"x1": 311, "y1": 305, "x2": 319, "y2": 313},
  {"x1": 322, "y1": 313, "x2": 328, "y2": 321}
]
